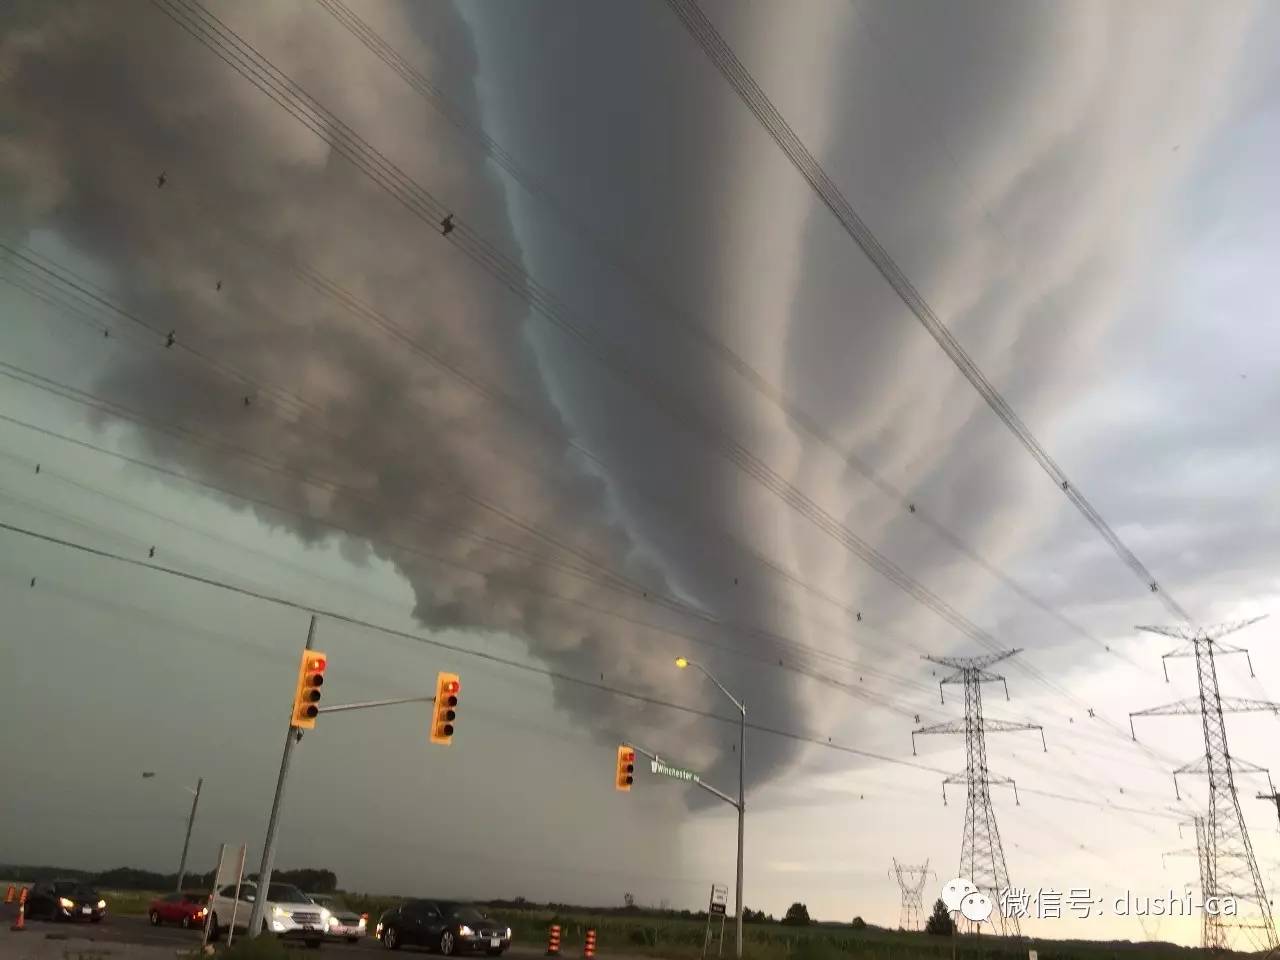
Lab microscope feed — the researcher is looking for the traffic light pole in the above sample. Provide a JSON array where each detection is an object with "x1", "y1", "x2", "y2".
[
  {"x1": 735, "y1": 704, "x2": 744, "y2": 960},
  {"x1": 672, "y1": 659, "x2": 746, "y2": 960},
  {"x1": 247, "y1": 615, "x2": 316, "y2": 938},
  {"x1": 624, "y1": 739, "x2": 744, "y2": 959}
]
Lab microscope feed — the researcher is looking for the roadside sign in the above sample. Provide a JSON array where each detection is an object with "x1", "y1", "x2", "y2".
[
  {"x1": 651, "y1": 758, "x2": 700, "y2": 782},
  {"x1": 709, "y1": 883, "x2": 729, "y2": 916}
]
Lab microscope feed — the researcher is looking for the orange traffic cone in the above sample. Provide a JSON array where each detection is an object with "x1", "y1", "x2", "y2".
[
  {"x1": 3, "y1": 885, "x2": 14, "y2": 904},
  {"x1": 10, "y1": 900, "x2": 26, "y2": 932},
  {"x1": 583, "y1": 929, "x2": 597, "y2": 959},
  {"x1": 546, "y1": 924, "x2": 561, "y2": 956}
]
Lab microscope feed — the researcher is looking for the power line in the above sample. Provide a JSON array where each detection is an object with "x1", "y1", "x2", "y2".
[
  {"x1": 0, "y1": 514, "x2": 1185, "y2": 823},
  {"x1": 660, "y1": 0, "x2": 1191, "y2": 625}
]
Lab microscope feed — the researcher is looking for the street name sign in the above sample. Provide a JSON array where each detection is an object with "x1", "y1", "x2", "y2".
[{"x1": 650, "y1": 758, "x2": 700, "y2": 782}]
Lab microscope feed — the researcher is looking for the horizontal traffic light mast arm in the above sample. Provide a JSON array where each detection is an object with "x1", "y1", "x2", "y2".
[
  {"x1": 624, "y1": 741, "x2": 739, "y2": 809},
  {"x1": 316, "y1": 694, "x2": 436, "y2": 714}
]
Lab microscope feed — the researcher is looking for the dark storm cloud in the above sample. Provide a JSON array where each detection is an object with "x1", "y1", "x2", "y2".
[{"x1": 0, "y1": 0, "x2": 813, "y2": 793}]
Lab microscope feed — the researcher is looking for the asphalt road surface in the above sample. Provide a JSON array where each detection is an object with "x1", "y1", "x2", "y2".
[{"x1": 1, "y1": 904, "x2": 551, "y2": 957}]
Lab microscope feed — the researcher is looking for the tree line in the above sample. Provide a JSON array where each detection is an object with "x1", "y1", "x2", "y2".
[{"x1": 0, "y1": 865, "x2": 338, "y2": 894}]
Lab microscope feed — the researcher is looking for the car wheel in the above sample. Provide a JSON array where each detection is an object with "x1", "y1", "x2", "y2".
[
  {"x1": 439, "y1": 930, "x2": 456, "y2": 956},
  {"x1": 150, "y1": 910, "x2": 162, "y2": 927},
  {"x1": 383, "y1": 926, "x2": 400, "y2": 951}
]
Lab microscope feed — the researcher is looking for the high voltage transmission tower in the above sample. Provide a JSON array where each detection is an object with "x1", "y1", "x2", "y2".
[
  {"x1": 911, "y1": 651, "x2": 1045, "y2": 937},
  {"x1": 890, "y1": 858, "x2": 932, "y2": 931},
  {"x1": 1130, "y1": 616, "x2": 1279, "y2": 952}
]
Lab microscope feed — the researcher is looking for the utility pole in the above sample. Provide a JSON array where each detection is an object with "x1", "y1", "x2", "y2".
[
  {"x1": 247, "y1": 615, "x2": 316, "y2": 937},
  {"x1": 1130, "y1": 616, "x2": 1279, "y2": 952},
  {"x1": 890, "y1": 859, "x2": 931, "y2": 931},
  {"x1": 176, "y1": 777, "x2": 203, "y2": 892},
  {"x1": 912, "y1": 650, "x2": 1045, "y2": 937}
]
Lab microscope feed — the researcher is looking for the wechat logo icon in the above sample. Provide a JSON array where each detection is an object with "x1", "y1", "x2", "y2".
[{"x1": 941, "y1": 878, "x2": 992, "y2": 924}]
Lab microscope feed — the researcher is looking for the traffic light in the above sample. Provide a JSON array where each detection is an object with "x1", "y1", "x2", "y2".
[
  {"x1": 290, "y1": 649, "x2": 328, "y2": 729},
  {"x1": 431, "y1": 671, "x2": 460, "y2": 744},
  {"x1": 615, "y1": 745, "x2": 635, "y2": 791}
]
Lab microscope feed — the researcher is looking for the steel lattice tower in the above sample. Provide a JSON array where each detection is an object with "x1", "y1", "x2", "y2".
[
  {"x1": 912, "y1": 650, "x2": 1045, "y2": 937},
  {"x1": 890, "y1": 858, "x2": 931, "y2": 931},
  {"x1": 1130, "y1": 616, "x2": 1279, "y2": 952}
]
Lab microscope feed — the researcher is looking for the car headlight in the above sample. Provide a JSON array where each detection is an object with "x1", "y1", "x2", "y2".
[
  {"x1": 358, "y1": 916, "x2": 368, "y2": 929},
  {"x1": 59, "y1": 897, "x2": 74, "y2": 909},
  {"x1": 459, "y1": 925, "x2": 474, "y2": 936},
  {"x1": 506, "y1": 928, "x2": 512, "y2": 939},
  {"x1": 273, "y1": 906, "x2": 287, "y2": 917},
  {"x1": 97, "y1": 900, "x2": 107, "y2": 910}
]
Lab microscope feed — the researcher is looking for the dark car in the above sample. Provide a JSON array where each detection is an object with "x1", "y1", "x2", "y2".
[
  {"x1": 26, "y1": 880, "x2": 106, "y2": 922},
  {"x1": 377, "y1": 900, "x2": 511, "y2": 955},
  {"x1": 148, "y1": 891, "x2": 209, "y2": 928}
]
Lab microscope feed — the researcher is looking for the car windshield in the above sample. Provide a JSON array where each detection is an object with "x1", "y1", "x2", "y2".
[
  {"x1": 441, "y1": 904, "x2": 488, "y2": 923},
  {"x1": 182, "y1": 893, "x2": 206, "y2": 903},
  {"x1": 267, "y1": 884, "x2": 307, "y2": 903},
  {"x1": 54, "y1": 882, "x2": 96, "y2": 898}
]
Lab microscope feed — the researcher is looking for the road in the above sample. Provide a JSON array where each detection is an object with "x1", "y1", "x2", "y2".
[{"x1": 0, "y1": 904, "x2": 555, "y2": 957}]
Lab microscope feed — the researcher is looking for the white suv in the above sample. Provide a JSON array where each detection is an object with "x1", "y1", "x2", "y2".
[{"x1": 209, "y1": 881, "x2": 329, "y2": 948}]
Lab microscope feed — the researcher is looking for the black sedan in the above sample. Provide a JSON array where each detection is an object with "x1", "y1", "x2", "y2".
[
  {"x1": 377, "y1": 900, "x2": 511, "y2": 955},
  {"x1": 25, "y1": 880, "x2": 107, "y2": 922}
]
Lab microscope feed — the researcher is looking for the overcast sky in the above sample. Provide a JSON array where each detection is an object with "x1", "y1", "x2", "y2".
[{"x1": 3, "y1": 0, "x2": 1280, "y2": 948}]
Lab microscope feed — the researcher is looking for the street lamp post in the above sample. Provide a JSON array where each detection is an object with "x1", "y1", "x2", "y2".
[
  {"x1": 676, "y1": 658, "x2": 745, "y2": 960},
  {"x1": 142, "y1": 772, "x2": 204, "y2": 891}
]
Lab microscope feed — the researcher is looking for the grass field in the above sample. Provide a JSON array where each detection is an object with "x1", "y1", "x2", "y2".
[{"x1": 478, "y1": 909, "x2": 1208, "y2": 960}]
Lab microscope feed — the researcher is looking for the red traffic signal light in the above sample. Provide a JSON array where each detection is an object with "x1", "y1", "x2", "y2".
[
  {"x1": 616, "y1": 745, "x2": 635, "y2": 791},
  {"x1": 431, "y1": 671, "x2": 461, "y2": 745},
  {"x1": 290, "y1": 649, "x2": 328, "y2": 730}
]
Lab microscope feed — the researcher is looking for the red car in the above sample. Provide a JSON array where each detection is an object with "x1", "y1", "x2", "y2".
[{"x1": 148, "y1": 891, "x2": 209, "y2": 928}]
